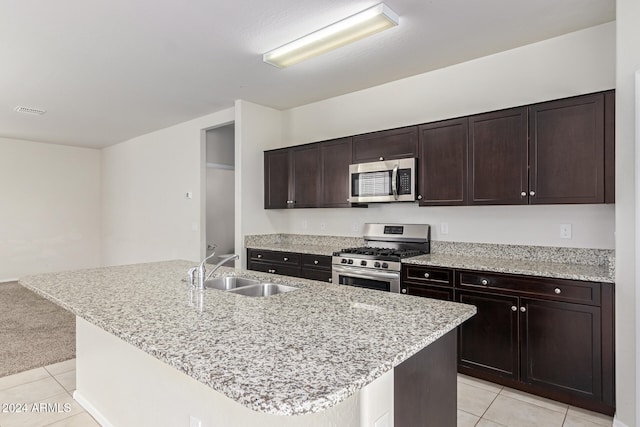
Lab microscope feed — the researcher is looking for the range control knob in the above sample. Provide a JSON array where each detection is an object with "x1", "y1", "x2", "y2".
[
  {"x1": 381, "y1": 262, "x2": 389, "y2": 269},
  {"x1": 360, "y1": 260, "x2": 367, "y2": 266},
  {"x1": 347, "y1": 259, "x2": 354, "y2": 264},
  {"x1": 341, "y1": 258, "x2": 348, "y2": 264},
  {"x1": 374, "y1": 262, "x2": 381, "y2": 268}
]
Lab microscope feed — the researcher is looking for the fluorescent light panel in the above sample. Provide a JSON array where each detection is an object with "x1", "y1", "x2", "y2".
[{"x1": 263, "y1": 3, "x2": 399, "y2": 68}]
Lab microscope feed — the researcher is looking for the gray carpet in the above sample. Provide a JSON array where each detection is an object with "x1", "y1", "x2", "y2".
[{"x1": 0, "y1": 281, "x2": 75, "y2": 377}]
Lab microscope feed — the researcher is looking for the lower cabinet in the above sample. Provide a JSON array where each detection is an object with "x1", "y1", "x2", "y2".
[
  {"x1": 247, "y1": 249, "x2": 332, "y2": 283},
  {"x1": 401, "y1": 264, "x2": 615, "y2": 416}
]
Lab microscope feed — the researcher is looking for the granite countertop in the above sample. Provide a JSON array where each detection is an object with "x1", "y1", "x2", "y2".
[
  {"x1": 403, "y1": 254, "x2": 614, "y2": 283},
  {"x1": 19, "y1": 260, "x2": 475, "y2": 416}
]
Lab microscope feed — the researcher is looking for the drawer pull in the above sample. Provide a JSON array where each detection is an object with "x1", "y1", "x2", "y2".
[
  {"x1": 481, "y1": 279, "x2": 488, "y2": 286},
  {"x1": 520, "y1": 191, "x2": 527, "y2": 197},
  {"x1": 283, "y1": 257, "x2": 289, "y2": 261},
  {"x1": 328, "y1": 278, "x2": 332, "y2": 283},
  {"x1": 401, "y1": 289, "x2": 407, "y2": 294},
  {"x1": 424, "y1": 272, "x2": 430, "y2": 278},
  {"x1": 314, "y1": 260, "x2": 319, "y2": 265},
  {"x1": 257, "y1": 254, "x2": 262, "y2": 259},
  {"x1": 511, "y1": 305, "x2": 517, "y2": 311},
  {"x1": 530, "y1": 191, "x2": 536, "y2": 197},
  {"x1": 520, "y1": 306, "x2": 526, "y2": 313},
  {"x1": 554, "y1": 287, "x2": 561, "y2": 294},
  {"x1": 268, "y1": 269, "x2": 276, "y2": 274},
  {"x1": 379, "y1": 156, "x2": 384, "y2": 161}
]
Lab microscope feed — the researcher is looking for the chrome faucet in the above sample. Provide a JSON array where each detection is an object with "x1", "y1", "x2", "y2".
[{"x1": 189, "y1": 251, "x2": 239, "y2": 291}]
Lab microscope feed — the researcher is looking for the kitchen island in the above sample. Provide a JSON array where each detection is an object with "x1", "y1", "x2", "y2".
[{"x1": 19, "y1": 260, "x2": 475, "y2": 427}]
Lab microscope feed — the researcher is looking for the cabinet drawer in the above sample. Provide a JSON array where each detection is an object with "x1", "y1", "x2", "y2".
[
  {"x1": 300, "y1": 267, "x2": 332, "y2": 283},
  {"x1": 456, "y1": 271, "x2": 601, "y2": 306},
  {"x1": 403, "y1": 265, "x2": 453, "y2": 287},
  {"x1": 402, "y1": 284, "x2": 453, "y2": 301},
  {"x1": 247, "y1": 261, "x2": 301, "y2": 277},
  {"x1": 301, "y1": 254, "x2": 332, "y2": 270},
  {"x1": 248, "y1": 249, "x2": 301, "y2": 266}
]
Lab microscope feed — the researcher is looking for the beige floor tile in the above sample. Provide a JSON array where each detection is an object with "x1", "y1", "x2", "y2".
[
  {"x1": 477, "y1": 419, "x2": 507, "y2": 427},
  {"x1": 458, "y1": 374, "x2": 503, "y2": 394},
  {"x1": 52, "y1": 371, "x2": 75, "y2": 394},
  {"x1": 563, "y1": 414, "x2": 611, "y2": 427},
  {"x1": 566, "y1": 406, "x2": 613, "y2": 427},
  {"x1": 43, "y1": 360, "x2": 75, "y2": 377},
  {"x1": 0, "y1": 392, "x2": 84, "y2": 427},
  {"x1": 0, "y1": 377, "x2": 67, "y2": 403},
  {"x1": 43, "y1": 411, "x2": 101, "y2": 427},
  {"x1": 500, "y1": 387, "x2": 568, "y2": 414},
  {"x1": 0, "y1": 368, "x2": 50, "y2": 391},
  {"x1": 458, "y1": 381, "x2": 498, "y2": 417},
  {"x1": 458, "y1": 409, "x2": 480, "y2": 427},
  {"x1": 483, "y1": 395, "x2": 566, "y2": 427}
]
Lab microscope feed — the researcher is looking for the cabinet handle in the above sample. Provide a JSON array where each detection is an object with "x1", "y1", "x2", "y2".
[
  {"x1": 529, "y1": 191, "x2": 536, "y2": 197},
  {"x1": 379, "y1": 157, "x2": 384, "y2": 161},
  {"x1": 520, "y1": 306, "x2": 526, "y2": 312},
  {"x1": 511, "y1": 305, "x2": 517, "y2": 311},
  {"x1": 520, "y1": 191, "x2": 527, "y2": 197},
  {"x1": 269, "y1": 269, "x2": 276, "y2": 273},
  {"x1": 424, "y1": 272, "x2": 430, "y2": 278},
  {"x1": 328, "y1": 278, "x2": 332, "y2": 283},
  {"x1": 417, "y1": 195, "x2": 423, "y2": 200},
  {"x1": 314, "y1": 260, "x2": 319, "y2": 265},
  {"x1": 401, "y1": 289, "x2": 407, "y2": 294},
  {"x1": 257, "y1": 254, "x2": 262, "y2": 259},
  {"x1": 283, "y1": 257, "x2": 289, "y2": 261},
  {"x1": 554, "y1": 287, "x2": 561, "y2": 294},
  {"x1": 481, "y1": 279, "x2": 488, "y2": 285}
]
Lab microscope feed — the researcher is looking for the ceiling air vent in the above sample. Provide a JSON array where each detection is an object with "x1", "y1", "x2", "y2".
[{"x1": 14, "y1": 106, "x2": 46, "y2": 115}]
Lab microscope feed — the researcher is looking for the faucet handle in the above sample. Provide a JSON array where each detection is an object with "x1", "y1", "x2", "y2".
[{"x1": 187, "y1": 267, "x2": 198, "y2": 289}]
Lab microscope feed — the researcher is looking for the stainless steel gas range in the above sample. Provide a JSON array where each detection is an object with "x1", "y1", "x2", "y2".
[{"x1": 331, "y1": 223, "x2": 431, "y2": 293}]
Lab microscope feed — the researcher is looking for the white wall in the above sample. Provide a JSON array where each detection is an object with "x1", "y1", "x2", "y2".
[
  {"x1": 614, "y1": 1, "x2": 640, "y2": 425},
  {"x1": 0, "y1": 137, "x2": 101, "y2": 281},
  {"x1": 274, "y1": 23, "x2": 616, "y2": 250},
  {"x1": 234, "y1": 100, "x2": 283, "y2": 268},
  {"x1": 101, "y1": 108, "x2": 234, "y2": 266}
]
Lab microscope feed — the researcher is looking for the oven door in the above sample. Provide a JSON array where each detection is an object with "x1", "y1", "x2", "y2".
[{"x1": 332, "y1": 265, "x2": 401, "y2": 293}]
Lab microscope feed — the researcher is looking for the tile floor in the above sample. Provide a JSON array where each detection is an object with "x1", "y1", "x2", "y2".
[{"x1": 0, "y1": 360, "x2": 616, "y2": 427}]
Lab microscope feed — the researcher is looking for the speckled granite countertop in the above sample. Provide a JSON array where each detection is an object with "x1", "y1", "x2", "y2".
[
  {"x1": 403, "y1": 254, "x2": 614, "y2": 283},
  {"x1": 19, "y1": 260, "x2": 475, "y2": 416}
]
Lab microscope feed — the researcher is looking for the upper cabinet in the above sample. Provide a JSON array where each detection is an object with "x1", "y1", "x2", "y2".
[
  {"x1": 352, "y1": 126, "x2": 418, "y2": 163},
  {"x1": 468, "y1": 107, "x2": 529, "y2": 205},
  {"x1": 529, "y1": 93, "x2": 605, "y2": 204},
  {"x1": 418, "y1": 118, "x2": 468, "y2": 206},
  {"x1": 264, "y1": 137, "x2": 353, "y2": 209}
]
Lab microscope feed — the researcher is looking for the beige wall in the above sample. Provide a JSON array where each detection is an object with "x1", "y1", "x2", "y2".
[
  {"x1": 0, "y1": 137, "x2": 101, "y2": 281},
  {"x1": 275, "y1": 23, "x2": 616, "y2": 249}
]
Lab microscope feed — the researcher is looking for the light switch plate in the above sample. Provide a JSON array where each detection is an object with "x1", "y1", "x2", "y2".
[{"x1": 440, "y1": 222, "x2": 449, "y2": 235}]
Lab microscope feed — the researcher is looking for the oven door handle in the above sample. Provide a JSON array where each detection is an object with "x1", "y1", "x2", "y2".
[
  {"x1": 333, "y1": 266, "x2": 400, "y2": 280},
  {"x1": 391, "y1": 164, "x2": 399, "y2": 200}
]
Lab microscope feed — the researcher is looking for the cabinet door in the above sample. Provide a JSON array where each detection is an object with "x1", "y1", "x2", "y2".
[
  {"x1": 264, "y1": 149, "x2": 290, "y2": 209},
  {"x1": 520, "y1": 298, "x2": 602, "y2": 400},
  {"x1": 291, "y1": 144, "x2": 320, "y2": 208},
  {"x1": 320, "y1": 137, "x2": 353, "y2": 207},
  {"x1": 529, "y1": 93, "x2": 605, "y2": 204},
  {"x1": 469, "y1": 108, "x2": 528, "y2": 205},
  {"x1": 352, "y1": 126, "x2": 418, "y2": 163},
  {"x1": 418, "y1": 118, "x2": 468, "y2": 206},
  {"x1": 604, "y1": 90, "x2": 615, "y2": 204},
  {"x1": 457, "y1": 291, "x2": 520, "y2": 380}
]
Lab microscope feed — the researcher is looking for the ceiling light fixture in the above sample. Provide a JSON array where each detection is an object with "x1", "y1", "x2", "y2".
[{"x1": 263, "y1": 3, "x2": 399, "y2": 69}]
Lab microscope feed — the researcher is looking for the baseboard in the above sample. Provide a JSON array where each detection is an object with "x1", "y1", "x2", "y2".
[
  {"x1": 613, "y1": 416, "x2": 630, "y2": 427},
  {"x1": 0, "y1": 278, "x2": 19, "y2": 284},
  {"x1": 73, "y1": 390, "x2": 114, "y2": 427}
]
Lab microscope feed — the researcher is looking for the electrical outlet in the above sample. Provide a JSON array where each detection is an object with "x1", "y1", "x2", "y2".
[
  {"x1": 185, "y1": 192, "x2": 193, "y2": 199},
  {"x1": 320, "y1": 222, "x2": 326, "y2": 230},
  {"x1": 352, "y1": 222, "x2": 359, "y2": 232},
  {"x1": 302, "y1": 220, "x2": 308, "y2": 229},
  {"x1": 440, "y1": 222, "x2": 449, "y2": 235},
  {"x1": 189, "y1": 416, "x2": 202, "y2": 427},
  {"x1": 560, "y1": 223, "x2": 572, "y2": 239}
]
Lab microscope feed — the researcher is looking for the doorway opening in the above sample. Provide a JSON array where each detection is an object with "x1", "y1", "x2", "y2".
[{"x1": 205, "y1": 124, "x2": 235, "y2": 265}]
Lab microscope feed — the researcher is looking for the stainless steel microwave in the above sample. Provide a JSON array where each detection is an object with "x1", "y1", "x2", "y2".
[{"x1": 348, "y1": 158, "x2": 417, "y2": 203}]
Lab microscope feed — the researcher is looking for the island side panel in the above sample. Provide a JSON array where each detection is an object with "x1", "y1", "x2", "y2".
[{"x1": 394, "y1": 329, "x2": 457, "y2": 427}]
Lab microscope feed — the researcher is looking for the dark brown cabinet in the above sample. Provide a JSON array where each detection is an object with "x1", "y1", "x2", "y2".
[
  {"x1": 352, "y1": 126, "x2": 418, "y2": 163},
  {"x1": 263, "y1": 149, "x2": 290, "y2": 209},
  {"x1": 468, "y1": 107, "x2": 529, "y2": 205},
  {"x1": 247, "y1": 249, "x2": 332, "y2": 283},
  {"x1": 417, "y1": 118, "x2": 468, "y2": 206},
  {"x1": 529, "y1": 93, "x2": 605, "y2": 204},
  {"x1": 400, "y1": 264, "x2": 615, "y2": 415},
  {"x1": 264, "y1": 137, "x2": 353, "y2": 209}
]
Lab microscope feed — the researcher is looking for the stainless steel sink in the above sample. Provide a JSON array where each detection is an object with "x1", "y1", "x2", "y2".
[
  {"x1": 203, "y1": 276, "x2": 260, "y2": 291},
  {"x1": 226, "y1": 283, "x2": 298, "y2": 297}
]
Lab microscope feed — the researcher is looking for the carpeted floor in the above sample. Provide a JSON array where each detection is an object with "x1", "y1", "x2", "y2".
[{"x1": 0, "y1": 281, "x2": 75, "y2": 377}]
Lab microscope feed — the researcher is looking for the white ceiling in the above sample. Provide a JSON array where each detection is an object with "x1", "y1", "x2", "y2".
[{"x1": 1, "y1": 0, "x2": 615, "y2": 148}]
